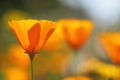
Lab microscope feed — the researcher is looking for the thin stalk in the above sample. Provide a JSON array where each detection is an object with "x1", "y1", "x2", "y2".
[{"x1": 29, "y1": 54, "x2": 35, "y2": 80}]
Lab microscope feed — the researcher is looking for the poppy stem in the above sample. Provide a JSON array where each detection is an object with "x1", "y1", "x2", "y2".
[{"x1": 29, "y1": 54, "x2": 35, "y2": 80}]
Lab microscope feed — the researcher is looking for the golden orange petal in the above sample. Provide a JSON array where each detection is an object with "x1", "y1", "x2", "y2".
[
  {"x1": 43, "y1": 28, "x2": 55, "y2": 45},
  {"x1": 35, "y1": 20, "x2": 57, "y2": 51},
  {"x1": 28, "y1": 23, "x2": 41, "y2": 53},
  {"x1": 9, "y1": 21, "x2": 28, "y2": 50},
  {"x1": 8, "y1": 20, "x2": 38, "y2": 51}
]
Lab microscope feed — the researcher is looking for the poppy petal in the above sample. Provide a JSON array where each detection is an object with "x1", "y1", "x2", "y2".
[
  {"x1": 43, "y1": 28, "x2": 55, "y2": 45},
  {"x1": 28, "y1": 23, "x2": 40, "y2": 53}
]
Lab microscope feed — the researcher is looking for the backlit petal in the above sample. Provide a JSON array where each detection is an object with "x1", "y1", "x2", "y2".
[
  {"x1": 28, "y1": 23, "x2": 40, "y2": 53},
  {"x1": 9, "y1": 21, "x2": 28, "y2": 50},
  {"x1": 35, "y1": 20, "x2": 56, "y2": 51},
  {"x1": 9, "y1": 20, "x2": 38, "y2": 51}
]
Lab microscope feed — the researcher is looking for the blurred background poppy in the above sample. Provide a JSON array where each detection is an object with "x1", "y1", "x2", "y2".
[{"x1": 1, "y1": 0, "x2": 120, "y2": 80}]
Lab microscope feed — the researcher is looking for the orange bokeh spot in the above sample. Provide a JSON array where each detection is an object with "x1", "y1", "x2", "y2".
[
  {"x1": 4, "y1": 67, "x2": 29, "y2": 80},
  {"x1": 7, "y1": 45, "x2": 30, "y2": 68},
  {"x1": 63, "y1": 76, "x2": 92, "y2": 80},
  {"x1": 99, "y1": 32, "x2": 120, "y2": 64},
  {"x1": 57, "y1": 18, "x2": 94, "y2": 50}
]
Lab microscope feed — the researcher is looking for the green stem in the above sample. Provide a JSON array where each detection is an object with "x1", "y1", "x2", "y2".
[{"x1": 29, "y1": 54, "x2": 35, "y2": 80}]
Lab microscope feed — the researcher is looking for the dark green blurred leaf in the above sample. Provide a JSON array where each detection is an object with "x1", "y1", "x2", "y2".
[
  {"x1": 0, "y1": 72, "x2": 5, "y2": 80},
  {"x1": 46, "y1": 72, "x2": 62, "y2": 80}
]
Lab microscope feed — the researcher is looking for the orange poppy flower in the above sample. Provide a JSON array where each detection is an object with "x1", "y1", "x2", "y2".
[
  {"x1": 63, "y1": 76, "x2": 92, "y2": 80},
  {"x1": 99, "y1": 32, "x2": 120, "y2": 64},
  {"x1": 57, "y1": 19, "x2": 94, "y2": 50},
  {"x1": 9, "y1": 20, "x2": 56, "y2": 54}
]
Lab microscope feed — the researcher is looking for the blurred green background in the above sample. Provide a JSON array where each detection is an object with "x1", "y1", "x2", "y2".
[{"x1": 0, "y1": 0, "x2": 120, "y2": 80}]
